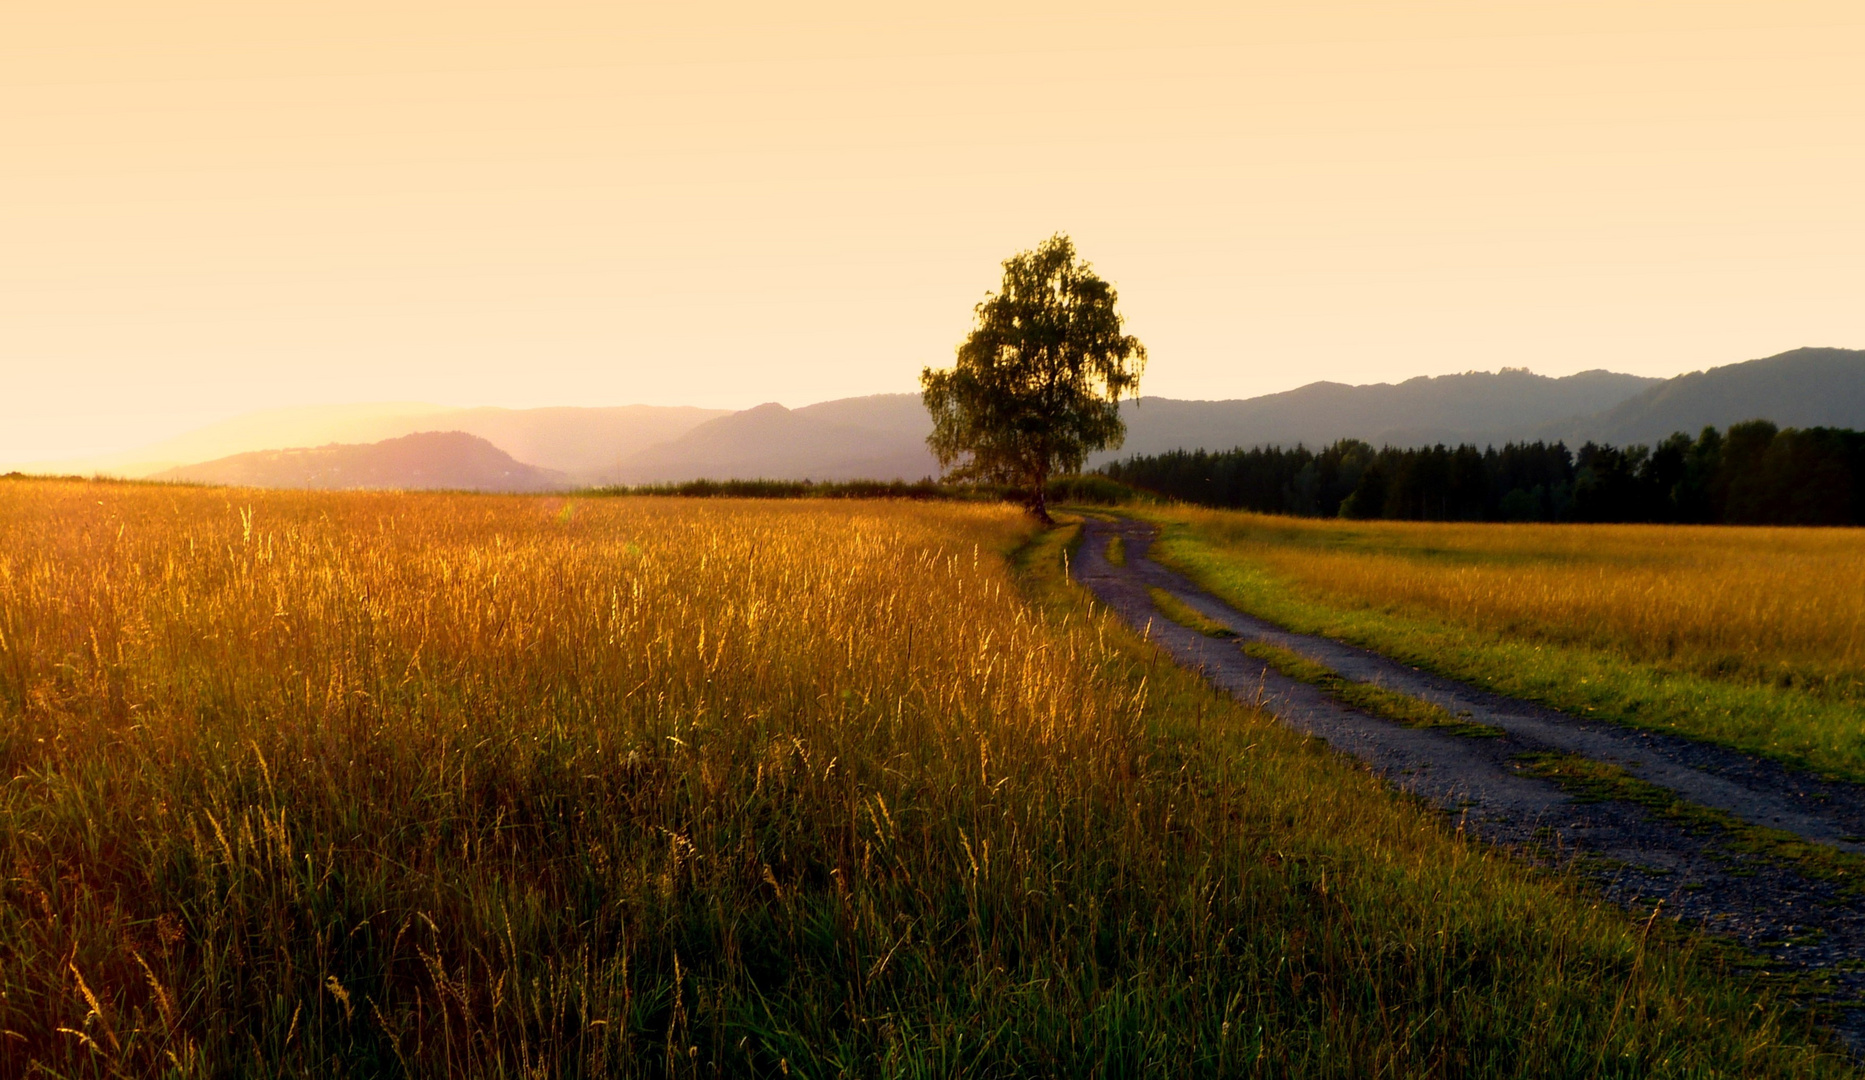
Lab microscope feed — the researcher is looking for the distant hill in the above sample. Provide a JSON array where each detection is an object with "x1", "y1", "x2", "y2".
[
  {"x1": 419, "y1": 405, "x2": 732, "y2": 482},
  {"x1": 19, "y1": 402, "x2": 456, "y2": 478},
  {"x1": 1552, "y1": 347, "x2": 1865, "y2": 446},
  {"x1": 154, "y1": 431, "x2": 568, "y2": 492},
  {"x1": 1100, "y1": 368, "x2": 1661, "y2": 463},
  {"x1": 614, "y1": 400, "x2": 940, "y2": 484},
  {"x1": 792, "y1": 393, "x2": 935, "y2": 437},
  {"x1": 22, "y1": 403, "x2": 728, "y2": 482}
]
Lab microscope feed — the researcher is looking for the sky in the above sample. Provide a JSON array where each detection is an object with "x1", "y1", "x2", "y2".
[{"x1": 4, "y1": 0, "x2": 1862, "y2": 463}]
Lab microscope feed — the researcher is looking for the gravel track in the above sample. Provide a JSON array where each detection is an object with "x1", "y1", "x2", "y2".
[{"x1": 1074, "y1": 517, "x2": 1865, "y2": 1048}]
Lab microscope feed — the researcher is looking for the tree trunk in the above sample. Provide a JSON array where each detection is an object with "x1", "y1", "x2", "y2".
[{"x1": 1031, "y1": 468, "x2": 1053, "y2": 524}]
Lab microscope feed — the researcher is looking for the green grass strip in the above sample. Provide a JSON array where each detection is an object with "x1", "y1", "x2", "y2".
[
  {"x1": 1145, "y1": 586, "x2": 1235, "y2": 637},
  {"x1": 1515, "y1": 753, "x2": 1865, "y2": 896},
  {"x1": 1243, "y1": 640, "x2": 1504, "y2": 738},
  {"x1": 1105, "y1": 534, "x2": 1126, "y2": 567}
]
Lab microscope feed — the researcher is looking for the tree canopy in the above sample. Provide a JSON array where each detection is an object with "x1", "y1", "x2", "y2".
[{"x1": 920, "y1": 234, "x2": 1146, "y2": 521}]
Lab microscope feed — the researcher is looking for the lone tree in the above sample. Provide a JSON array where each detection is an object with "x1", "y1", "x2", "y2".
[{"x1": 920, "y1": 233, "x2": 1146, "y2": 522}]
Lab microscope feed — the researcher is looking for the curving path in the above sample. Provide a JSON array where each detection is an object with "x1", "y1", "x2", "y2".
[{"x1": 1074, "y1": 516, "x2": 1865, "y2": 1047}]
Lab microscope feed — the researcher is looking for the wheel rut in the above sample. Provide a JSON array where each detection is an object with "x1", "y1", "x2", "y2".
[{"x1": 1074, "y1": 517, "x2": 1865, "y2": 1049}]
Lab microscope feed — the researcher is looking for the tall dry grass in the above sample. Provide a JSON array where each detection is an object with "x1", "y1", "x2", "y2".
[
  {"x1": 1159, "y1": 509, "x2": 1865, "y2": 697},
  {"x1": 0, "y1": 480, "x2": 1843, "y2": 1076}
]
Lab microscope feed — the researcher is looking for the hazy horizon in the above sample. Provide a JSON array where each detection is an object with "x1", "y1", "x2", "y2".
[
  {"x1": 6, "y1": 1, "x2": 1862, "y2": 463},
  {"x1": 5, "y1": 345, "x2": 1854, "y2": 474},
  {"x1": 3, "y1": 362, "x2": 1670, "y2": 473}
]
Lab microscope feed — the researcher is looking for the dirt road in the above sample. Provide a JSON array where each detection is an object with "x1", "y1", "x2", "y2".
[{"x1": 1075, "y1": 516, "x2": 1865, "y2": 1047}]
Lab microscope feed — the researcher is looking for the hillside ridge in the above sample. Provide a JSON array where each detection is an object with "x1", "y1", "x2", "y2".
[{"x1": 154, "y1": 430, "x2": 569, "y2": 493}]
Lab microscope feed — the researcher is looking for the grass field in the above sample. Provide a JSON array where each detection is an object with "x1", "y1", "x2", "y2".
[
  {"x1": 1135, "y1": 506, "x2": 1865, "y2": 781},
  {"x1": 0, "y1": 479, "x2": 1849, "y2": 1076}
]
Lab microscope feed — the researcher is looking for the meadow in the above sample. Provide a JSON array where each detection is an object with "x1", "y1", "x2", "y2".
[
  {"x1": 1137, "y1": 507, "x2": 1865, "y2": 780},
  {"x1": 0, "y1": 478, "x2": 1849, "y2": 1076}
]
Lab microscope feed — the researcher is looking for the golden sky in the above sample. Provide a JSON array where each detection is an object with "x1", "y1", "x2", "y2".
[{"x1": 4, "y1": 1, "x2": 1862, "y2": 462}]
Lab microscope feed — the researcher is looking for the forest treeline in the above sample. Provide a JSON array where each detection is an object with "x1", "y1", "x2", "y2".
[{"x1": 1100, "y1": 421, "x2": 1865, "y2": 525}]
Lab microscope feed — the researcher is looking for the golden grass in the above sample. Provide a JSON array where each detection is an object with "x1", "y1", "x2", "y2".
[
  {"x1": 0, "y1": 479, "x2": 1845, "y2": 1075},
  {"x1": 1152, "y1": 508, "x2": 1865, "y2": 698}
]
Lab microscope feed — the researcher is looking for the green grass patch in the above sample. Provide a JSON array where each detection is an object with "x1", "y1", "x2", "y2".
[
  {"x1": 1105, "y1": 533, "x2": 1126, "y2": 567},
  {"x1": 1241, "y1": 640, "x2": 1504, "y2": 738},
  {"x1": 1146, "y1": 586, "x2": 1236, "y2": 637},
  {"x1": 1135, "y1": 510, "x2": 1865, "y2": 783},
  {"x1": 1515, "y1": 752, "x2": 1865, "y2": 895}
]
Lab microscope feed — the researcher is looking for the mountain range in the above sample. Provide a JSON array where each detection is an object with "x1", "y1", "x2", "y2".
[
  {"x1": 27, "y1": 347, "x2": 1864, "y2": 491},
  {"x1": 1556, "y1": 347, "x2": 1865, "y2": 445}
]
